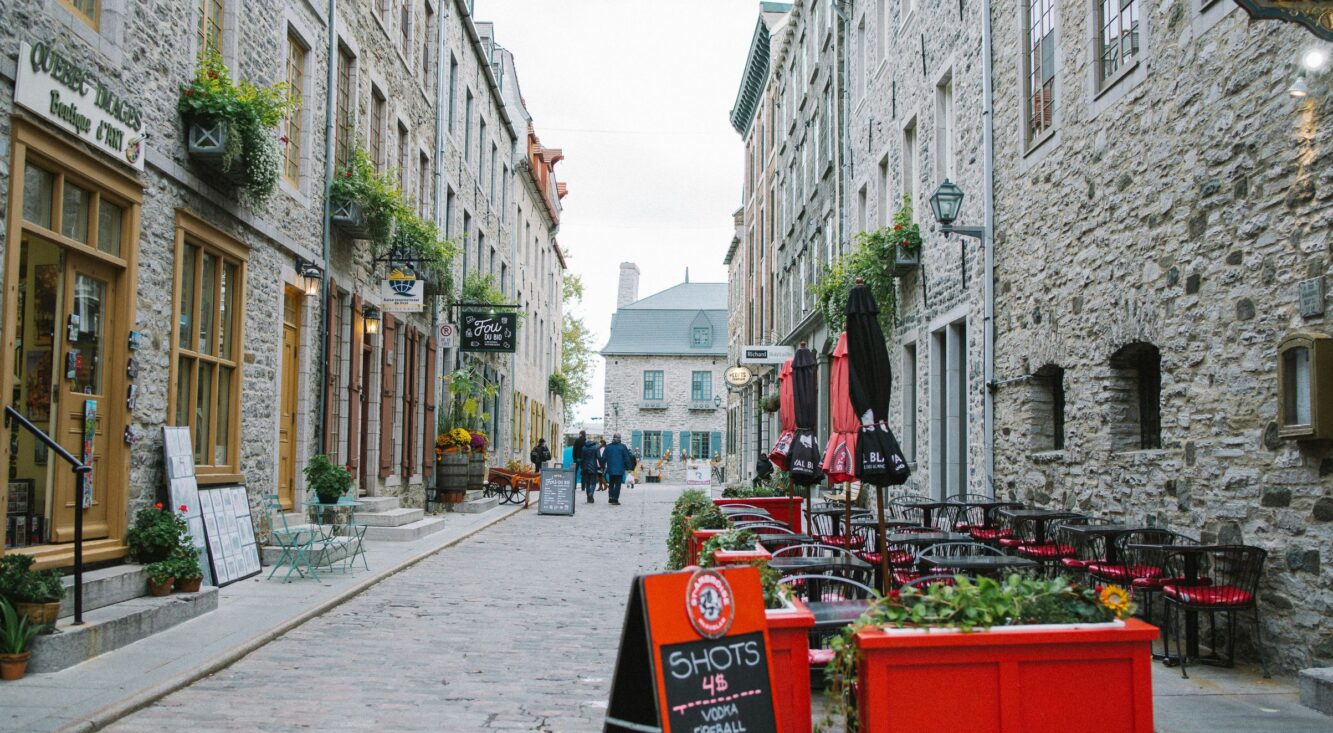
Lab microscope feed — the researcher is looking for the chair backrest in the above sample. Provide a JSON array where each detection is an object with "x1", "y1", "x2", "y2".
[
  {"x1": 772, "y1": 543, "x2": 858, "y2": 559},
  {"x1": 899, "y1": 574, "x2": 959, "y2": 592},
  {"x1": 808, "y1": 512, "x2": 837, "y2": 537},
  {"x1": 732, "y1": 521, "x2": 789, "y2": 533},
  {"x1": 751, "y1": 524, "x2": 796, "y2": 536},
  {"x1": 1163, "y1": 545, "x2": 1267, "y2": 605},
  {"x1": 780, "y1": 573, "x2": 878, "y2": 603},
  {"x1": 721, "y1": 503, "x2": 763, "y2": 513},
  {"x1": 917, "y1": 542, "x2": 1003, "y2": 559}
]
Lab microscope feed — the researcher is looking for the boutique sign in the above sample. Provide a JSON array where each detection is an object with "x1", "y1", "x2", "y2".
[
  {"x1": 460, "y1": 311, "x2": 517, "y2": 353},
  {"x1": 15, "y1": 41, "x2": 147, "y2": 170}
]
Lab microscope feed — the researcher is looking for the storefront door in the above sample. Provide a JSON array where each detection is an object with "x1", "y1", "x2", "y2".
[
  {"x1": 277, "y1": 288, "x2": 301, "y2": 509},
  {"x1": 50, "y1": 254, "x2": 117, "y2": 542}
]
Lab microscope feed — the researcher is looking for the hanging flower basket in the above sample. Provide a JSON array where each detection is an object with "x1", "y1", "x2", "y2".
[
  {"x1": 330, "y1": 198, "x2": 371, "y2": 239},
  {"x1": 893, "y1": 247, "x2": 920, "y2": 275}
]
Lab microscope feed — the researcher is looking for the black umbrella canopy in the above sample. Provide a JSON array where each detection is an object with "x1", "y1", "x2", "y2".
[
  {"x1": 791, "y1": 346, "x2": 818, "y2": 430},
  {"x1": 845, "y1": 282, "x2": 910, "y2": 488}
]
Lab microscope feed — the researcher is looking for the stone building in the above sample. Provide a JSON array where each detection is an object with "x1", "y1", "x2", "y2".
[
  {"x1": 847, "y1": 0, "x2": 990, "y2": 498},
  {"x1": 988, "y1": 2, "x2": 1333, "y2": 671},
  {"x1": 602, "y1": 266, "x2": 727, "y2": 483}
]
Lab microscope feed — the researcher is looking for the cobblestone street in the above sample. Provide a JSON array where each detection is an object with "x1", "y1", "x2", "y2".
[{"x1": 102, "y1": 484, "x2": 679, "y2": 732}]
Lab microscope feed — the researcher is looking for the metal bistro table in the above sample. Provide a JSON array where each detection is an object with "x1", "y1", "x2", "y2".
[
  {"x1": 884, "y1": 531, "x2": 974, "y2": 547},
  {"x1": 918, "y1": 555, "x2": 1038, "y2": 576},
  {"x1": 896, "y1": 499, "x2": 957, "y2": 528},
  {"x1": 768, "y1": 555, "x2": 874, "y2": 574},
  {"x1": 306, "y1": 498, "x2": 368, "y2": 571},
  {"x1": 755, "y1": 533, "x2": 817, "y2": 552},
  {"x1": 1059, "y1": 523, "x2": 1146, "y2": 564},
  {"x1": 1128, "y1": 543, "x2": 1211, "y2": 663},
  {"x1": 951, "y1": 499, "x2": 1025, "y2": 529},
  {"x1": 806, "y1": 598, "x2": 874, "y2": 631},
  {"x1": 996, "y1": 508, "x2": 1082, "y2": 543}
]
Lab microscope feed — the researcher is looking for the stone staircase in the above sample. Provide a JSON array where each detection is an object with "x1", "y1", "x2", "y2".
[
  {"x1": 451, "y1": 490, "x2": 500, "y2": 514},
  {"x1": 356, "y1": 495, "x2": 449, "y2": 541}
]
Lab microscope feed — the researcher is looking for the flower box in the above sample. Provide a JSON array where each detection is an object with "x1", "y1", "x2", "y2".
[
  {"x1": 186, "y1": 120, "x2": 246, "y2": 186},
  {"x1": 687, "y1": 528, "x2": 724, "y2": 568},
  {"x1": 330, "y1": 198, "x2": 371, "y2": 239},
  {"x1": 715, "y1": 495, "x2": 805, "y2": 534},
  {"x1": 854, "y1": 617, "x2": 1158, "y2": 733},
  {"x1": 710, "y1": 543, "x2": 773, "y2": 567},
  {"x1": 766, "y1": 597, "x2": 816, "y2": 733},
  {"x1": 893, "y1": 248, "x2": 920, "y2": 275}
]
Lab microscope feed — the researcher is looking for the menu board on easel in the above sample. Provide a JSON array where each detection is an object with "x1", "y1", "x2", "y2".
[
  {"x1": 198, "y1": 486, "x2": 261, "y2": 586},
  {"x1": 162, "y1": 426, "x2": 210, "y2": 586}
]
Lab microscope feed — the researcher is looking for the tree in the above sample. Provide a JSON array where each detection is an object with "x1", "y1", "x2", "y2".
[{"x1": 559, "y1": 272, "x2": 594, "y2": 422}]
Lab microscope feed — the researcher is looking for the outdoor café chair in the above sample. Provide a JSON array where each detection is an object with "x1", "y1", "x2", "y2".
[
  {"x1": 899, "y1": 573, "x2": 960, "y2": 591},
  {"x1": 781, "y1": 574, "x2": 879, "y2": 678},
  {"x1": 1107, "y1": 529, "x2": 1198, "y2": 638},
  {"x1": 1050, "y1": 516, "x2": 1118, "y2": 581},
  {"x1": 771, "y1": 543, "x2": 860, "y2": 559},
  {"x1": 809, "y1": 511, "x2": 858, "y2": 549},
  {"x1": 726, "y1": 511, "x2": 778, "y2": 525},
  {"x1": 731, "y1": 520, "x2": 790, "y2": 533},
  {"x1": 1159, "y1": 545, "x2": 1269, "y2": 679},
  {"x1": 263, "y1": 493, "x2": 319, "y2": 583}
]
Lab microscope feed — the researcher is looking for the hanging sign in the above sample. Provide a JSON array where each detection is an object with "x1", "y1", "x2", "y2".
[
  {"x1": 741, "y1": 345, "x2": 794, "y2": 365},
  {"x1": 605, "y1": 566, "x2": 780, "y2": 733},
  {"x1": 461, "y1": 311, "x2": 517, "y2": 353},
  {"x1": 1233, "y1": 2, "x2": 1333, "y2": 40},
  {"x1": 15, "y1": 41, "x2": 146, "y2": 170},
  {"x1": 724, "y1": 366, "x2": 754, "y2": 388},
  {"x1": 380, "y1": 269, "x2": 424, "y2": 312}
]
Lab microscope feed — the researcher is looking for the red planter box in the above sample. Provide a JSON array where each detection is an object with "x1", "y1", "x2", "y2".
[
  {"x1": 855, "y1": 618, "x2": 1158, "y2": 733},
  {"x1": 766, "y1": 597, "x2": 816, "y2": 733},
  {"x1": 687, "y1": 528, "x2": 724, "y2": 568},
  {"x1": 712, "y1": 544, "x2": 774, "y2": 567},
  {"x1": 715, "y1": 495, "x2": 806, "y2": 534}
]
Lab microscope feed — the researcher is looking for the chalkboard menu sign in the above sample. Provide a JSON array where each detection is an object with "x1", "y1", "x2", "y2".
[
  {"x1": 605, "y1": 566, "x2": 780, "y2": 733},
  {"x1": 538, "y1": 466, "x2": 576, "y2": 516},
  {"x1": 460, "y1": 311, "x2": 517, "y2": 353}
]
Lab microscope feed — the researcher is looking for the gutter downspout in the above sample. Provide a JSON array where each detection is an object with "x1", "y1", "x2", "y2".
[
  {"x1": 981, "y1": 0, "x2": 997, "y2": 494},
  {"x1": 431, "y1": 0, "x2": 450, "y2": 484},
  {"x1": 317, "y1": 0, "x2": 337, "y2": 456}
]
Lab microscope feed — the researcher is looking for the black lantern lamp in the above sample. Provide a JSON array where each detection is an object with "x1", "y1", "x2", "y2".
[
  {"x1": 929, "y1": 179, "x2": 986, "y2": 240},
  {"x1": 714, "y1": 394, "x2": 722, "y2": 408},
  {"x1": 296, "y1": 258, "x2": 323, "y2": 297},
  {"x1": 363, "y1": 304, "x2": 382, "y2": 335}
]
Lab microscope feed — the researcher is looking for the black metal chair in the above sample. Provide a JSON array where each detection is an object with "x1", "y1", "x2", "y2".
[
  {"x1": 898, "y1": 573, "x2": 959, "y2": 592},
  {"x1": 1050, "y1": 516, "x2": 1114, "y2": 582},
  {"x1": 1159, "y1": 545, "x2": 1269, "y2": 678},
  {"x1": 771, "y1": 543, "x2": 859, "y2": 559},
  {"x1": 1111, "y1": 529, "x2": 1198, "y2": 651}
]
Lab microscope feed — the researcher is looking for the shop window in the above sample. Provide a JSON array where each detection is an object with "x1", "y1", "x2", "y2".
[
  {"x1": 60, "y1": 181, "x2": 91, "y2": 244},
  {"x1": 1108, "y1": 342, "x2": 1160, "y2": 450},
  {"x1": 171, "y1": 215, "x2": 247, "y2": 476},
  {"x1": 1029, "y1": 364, "x2": 1065, "y2": 451},
  {"x1": 690, "y1": 432, "x2": 711, "y2": 458},
  {"x1": 21, "y1": 165, "x2": 55, "y2": 229},
  {"x1": 1097, "y1": 0, "x2": 1140, "y2": 89},
  {"x1": 197, "y1": 0, "x2": 223, "y2": 57},
  {"x1": 1025, "y1": 0, "x2": 1057, "y2": 143},
  {"x1": 21, "y1": 162, "x2": 126, "y2": 256}
]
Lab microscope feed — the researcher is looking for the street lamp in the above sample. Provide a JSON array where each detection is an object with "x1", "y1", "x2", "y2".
[
  {"x1": 929, "y1": 179, "x2": 986, "y2": 240},
  {"x1": 363, "y1": 304, "x2": 382, "y2": 335},
  {"x1": 713, "y1": 395, "x2": 722, "y2": 409},
  {"x1": 296, "y1": 258, "x2": 323, "y2": 297}
]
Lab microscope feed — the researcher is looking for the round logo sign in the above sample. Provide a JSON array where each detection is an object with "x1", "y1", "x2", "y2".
[
  {"x1": 724, "y1": 366, "x2": 753, "y2": 388},
  {"x1": 685, "y1": 569, "x2": 736, "y2": 639}
]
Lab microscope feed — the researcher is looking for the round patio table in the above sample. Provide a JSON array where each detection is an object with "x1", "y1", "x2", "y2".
[{"x1": 918, "y1": 555, "x2": 1038, "y2": 575}]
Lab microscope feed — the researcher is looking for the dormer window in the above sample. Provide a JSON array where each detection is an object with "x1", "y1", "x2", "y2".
[{"x1": 692, "y1": 326, "x2": 711, "y2": 347}]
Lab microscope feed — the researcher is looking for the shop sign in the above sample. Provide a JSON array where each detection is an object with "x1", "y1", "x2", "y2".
[
  {"x1": 380, "y1": 269, "x2": 424, "y2": 312},
  {"x1": 724, "y1": 366, "x2": 753, "y2": 388},
  {"x1": 15, "y1": 41, "x2": 147, "y2": 171},
  {"x1": 1234, "y1": 1, "x2": 1333, "y2": 40},
  {"x1": 740, "y1": 344, "x2": 794, "y2": 365},
  {"x1": 460, "y1": 311, "x2": 517, "y2": 353}
]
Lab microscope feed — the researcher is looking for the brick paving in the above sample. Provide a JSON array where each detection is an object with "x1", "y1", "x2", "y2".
[{"x1": 103, "y1": 483, "x2": 681, "y2": 733}]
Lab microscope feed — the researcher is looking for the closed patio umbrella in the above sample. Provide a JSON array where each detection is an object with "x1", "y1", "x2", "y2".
[
  {"x1": 787, "y1": 346, "x2": 824, "y2": 532},
  {"x1": 767, "y1": 358, "x2": 796, "y2": 470},
  {"x1": 845, "y1": 279, "x2": 911, "y2": 593},
  {"x1": 823, "y1": 332, "x2": 859, "y2": 547}
]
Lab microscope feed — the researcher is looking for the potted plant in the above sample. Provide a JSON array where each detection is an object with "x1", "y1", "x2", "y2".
[
  {"x1": 304, "y1": 453, "x2": 352, "y2": 505},
  {"x1": 126, "y1": 502, "x2": 189, "y2": 563},
  {"x1": 761, "y1": 392, "x2": 782, "y2": 413},
  {"x1": 685, "y1": 504, "x2": 729, "y2": 567},
  {"x1": 698, "y1": 528, "x2": 771, "y2": 567},
  {"x1": 715, "y1": 480, "x2": 804, "y2": 533},
  {"x1": 172, "y1": 547, "x2": 204, "y2": 593},
  {"x1": 888, "y1": 194, "x2": 922, "y2": 273},
  {"x1": 0, "y1": 555, "x2": 64, "y2": 627},
  {"x1": 666, "y1": 489, "x2": 714, "y2": 570},
  {"x1": 329, "y1": 147, "x2": 402, "y2": 241},
  {"x1": 0, "y1": 598, "x2": 41, "y2": 681},
  {"x1": 178, "y1": 52, "x2": 296, "y2": 206},
  {"x1": 825, "y1": 575, "x2": 1155, "y2": 732},
  {"x1": 144, "y1": 562, "x2": 175, "y2": 597}
]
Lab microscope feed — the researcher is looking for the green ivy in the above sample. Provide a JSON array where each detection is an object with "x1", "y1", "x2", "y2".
[
  {"x1": 547, "y1": 371, "x2": 572, "y2": 400},
  {"x1": 330, "y1": 147, "x2": 404, "y2": 246},
  {"x1": 810, "y1": 225, "x2": 899, "y2": 333},
  {"x1": 720, "y1": 483, "x2": 781, "y2": 499},
  {"x1": 391, "y1": 210, "x2": 456, "y2": 297},
  {"x1": 461, "y1": 272, "x2": 524, "y2": 326},
  {"x1": 666, "y1": 489, "x2": 716, "y2": 570}
]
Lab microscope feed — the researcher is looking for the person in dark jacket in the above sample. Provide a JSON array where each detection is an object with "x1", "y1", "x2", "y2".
[
  {"x1": 599, "y1": 434, "x2": 634, "y2": 506},
  {"x1": 580, "y1": 440, "x2": 602, "y2": 503},
  {"x1": 572, "y1": 431, "x2": 587, "y2": 490},
  {"x1": 530, "y1": 439, "x2": 551, "y2": 471}
]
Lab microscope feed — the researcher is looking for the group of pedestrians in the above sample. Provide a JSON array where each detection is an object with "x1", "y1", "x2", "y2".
[{"x1": 570, "y1": 430, "x2": 636, "y2": 505}]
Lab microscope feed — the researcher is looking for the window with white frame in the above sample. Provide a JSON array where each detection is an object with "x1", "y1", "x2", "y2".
[
  {"x1": 1097, "y1": 0, "x2": 1140, "y2": 88},
  {"x1": 929, "y1": 320, "x2": 967, "y2": 498}
]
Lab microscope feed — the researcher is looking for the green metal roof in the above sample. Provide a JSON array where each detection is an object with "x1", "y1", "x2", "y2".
[{"x1": 730, "y1": 5, "x2": 791, "y2": 136}]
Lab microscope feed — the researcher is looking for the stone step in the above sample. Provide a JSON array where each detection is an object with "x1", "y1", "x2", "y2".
[
  {"x1": 57, "y1": 564, "x2": 148, "y2": 619},
  {"x1": 259, "y1": 535, "x2": 359, "y2": 568},
  {"x1": 357, "y1": 496, "x2": 400, "y2": 513},
  {"x1": 29, "y1": 588, "x2": 219, "y2": 673},
  {"x1": 361, "y1": 516, "x2": 450, "y2": 542},
  {"x1": 357, "y1": 507, "x2": 424, "y2": 527},
  {"x1": 451, "y1": 495, "x2": 500, "y2": 514},
  {"x1": 1299, "y1": 668, "x2": 1333, "y2": 715}
]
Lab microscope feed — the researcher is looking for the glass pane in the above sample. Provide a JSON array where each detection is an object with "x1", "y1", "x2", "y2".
[
  {"x1": 1285, "y1": 348, "x2": 1311, "y2": 426},
  {"x1": 218, "y1": 262, "x2": 236, "y2": 360},
  {"x1": 97, "y1": 200, "x2": 123, "y2": 256},
  {"x1": 179, "y1": 245, "x2": 196, "y2": 350},
  {"x1": 71, "y1": 273, "x2": 106, "y2": 395},
  {"x1": 195, "y1": 361, "x2": 213, "y2": 465},
  {"x1": 175, "y1": 357, "x2": 193, "y2": 426},
  {"x1": 199, "y1": 253, "x2": 216, "y2": 355},
  {"x1": 214, "y1": 365, "x2": 232, "y2": 465},
  {"x1": 61, "y1": 181, "x2": 91, "y2": 244},
  {"x1": 22, "y1": 164, "x2": 54, "y2": 228}
]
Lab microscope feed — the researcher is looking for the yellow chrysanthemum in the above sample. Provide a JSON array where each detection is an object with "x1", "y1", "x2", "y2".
[{"x1": 1099, "y1": 585, "x2": 1132, "y2": 618}]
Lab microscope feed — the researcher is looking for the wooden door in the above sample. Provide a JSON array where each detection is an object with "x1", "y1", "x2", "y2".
[
  {"x1": 51, "y1": 254, "x2": 118, "y2": 542},
  {"x1": 359, "y1": 342, "x2": 372, "y2": 495},
  {"x1": 278, "y1": 288, "x2": 301, "y2": 509}
]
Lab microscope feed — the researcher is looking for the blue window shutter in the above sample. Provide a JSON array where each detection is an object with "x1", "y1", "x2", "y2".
[
  {"x1": 663, "y1": 431, "x2": 673, "y2": 456},
  {"x1": 711, "y1": 432, "x2": 722, "y2": 457},
  {"x1": 631, "y1": 430, "x2": 642, "y2": 454},
  {"x1": 681, "y1": 431, "x2": 691, "y2": 457}
]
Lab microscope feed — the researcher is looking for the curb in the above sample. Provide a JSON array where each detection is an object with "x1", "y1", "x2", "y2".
[{"x1": 55, "y1": 503, "x2": 526, "y2": 733}]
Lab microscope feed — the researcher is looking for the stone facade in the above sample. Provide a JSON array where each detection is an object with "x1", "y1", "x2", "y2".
[
  {"x1": 989, "y1": 1, "x2": 1333, "y2": 672},
  {"x1": 603, "y1": 355, "x2": 727, "y2": 483}
]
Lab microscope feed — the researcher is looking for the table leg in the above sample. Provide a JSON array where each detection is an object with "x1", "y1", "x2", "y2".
[{"x1": 1185, "y1": 554, "x2": 1200, "y2": 659}]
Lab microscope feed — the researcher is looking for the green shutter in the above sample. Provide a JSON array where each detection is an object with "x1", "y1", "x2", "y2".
[
  {"x1": 663, "y1": 431, "x2": 674, "y2": 457},
  {"x1": 680, "y1": 431, "x2": 691, "y2": 457},
  {"x1": 631, "y1": 430, "x2": 642, "y2": 454},
  {"x1": 711, "y1": 432, "x2": 722, "y2": 458}
]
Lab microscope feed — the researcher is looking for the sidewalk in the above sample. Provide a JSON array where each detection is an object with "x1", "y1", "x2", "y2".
[
  {"x1": 1154, "y1": 661, "x2": 1331, "y2": 733},
  {"x1": 0, "y1": 502, "x2": 525, "y2": 733}
]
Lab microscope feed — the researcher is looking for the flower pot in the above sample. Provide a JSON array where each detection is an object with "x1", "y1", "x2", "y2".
[
  {"x1": 186, "y1": 120, "x2": 246, "y2": 185},
  {"x1": 0, "y1": 651, "x2": 31, "y2": 681},
  {"x1": 715, "y1": 496, "x2": 806, "y2": 534},
  {"x1": 330, "y1": 198, "x2": 371, "y2": 239},
  {"x1": 765, "y1": 598, "x2": 816, "y2": 733},
  {"x1": 893, "y1": 248, "x2": 920, "y2": 275},
  {"x1": 175, "y1": 576, "x2": 203, "y2": 593},
  {"x1": 14, "y1": 601, "x2": 60, "y2": 627},
  {"x1": 146, "y1": 577, "x2": 174, "y2": 597},
  {"x1": 854, "y1": 617, "x2": 1158, "y2": 733},
  {"x1": 688, "y1": 528, "x2": 725, "y2": 568},
  {"x1": 437, "y1": 451, "x2": 468, "y2": 491},
  {"x1": 711, "y1": 544, "x2": 773, "y2": 567},
  {"x1": 318, "y1": 493, "x2": 343, "y2": 504}
]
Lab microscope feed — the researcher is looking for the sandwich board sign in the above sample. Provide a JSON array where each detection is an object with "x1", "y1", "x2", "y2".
[
  {"x1": 538, "y1": 466, "x2": 576, "y2": 516},
  {"x1": 604, "y1": 565, "x2": 780, "y2": 733}
]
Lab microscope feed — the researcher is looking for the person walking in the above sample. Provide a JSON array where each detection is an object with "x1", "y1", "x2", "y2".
[
  {"x1": 580, "y1": 439, "x2": 602, "y2": 503},
  {"x1": 572, "y1": 430, "x2": 587, "y2": 490},
  {"x1": 600, "y1": 434, "x2": 634, "y2": 506},
  {"x1": 530, "y1": 438, "x2": 552, "y2": 472},
  {"x1": 597, "y1": 439, "x2": 608, "y2": 491}
]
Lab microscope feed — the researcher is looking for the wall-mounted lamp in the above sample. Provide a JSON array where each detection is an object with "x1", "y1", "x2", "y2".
[
  {"x1": 1289, "y1": 74, "x2": 1310, "y2": 99},
  {"x1": 297, "y1": 259, "x2": 323, "y2": 297},
  {"x1": 363, "y1": 304, "x2": 382, "y2": 335},
  {"x1": 713, "y1": 394, "x2": 723, "y2": 408},
  {"x1": 929, "y1": 179, "x2": 987, "y2": 240}
]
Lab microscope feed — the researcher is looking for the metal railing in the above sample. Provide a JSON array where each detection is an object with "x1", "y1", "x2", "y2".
[{"x1": 5, "y1": 405, "x2": 92, "y2": 624}]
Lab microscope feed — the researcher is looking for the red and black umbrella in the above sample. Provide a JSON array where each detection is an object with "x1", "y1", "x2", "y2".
[
  {"x1": 787, "y1": 345, "x2": 824, "y2": 530},
  {"x1": 823, "y1": 332, "x2": 859, "y2": 549},
  {"x1": 767, "y1": 358, "x2": 795, "y2": 470},
  {"x1": 845, "y1": 279, "x2": 911, "y2": 593}
]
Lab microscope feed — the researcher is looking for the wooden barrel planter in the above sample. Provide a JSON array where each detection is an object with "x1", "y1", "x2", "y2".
[
  {"x1": 436, "y1": 451, "x2": 468, "y2": 503},
  {"x1": 467, "y1": 452, "x2": 487, "y2": 492}
]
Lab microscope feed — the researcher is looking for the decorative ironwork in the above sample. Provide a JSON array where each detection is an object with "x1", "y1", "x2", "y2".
[{"x1": 1234, "y1": 1, "x2": 1333, "y2": 40}]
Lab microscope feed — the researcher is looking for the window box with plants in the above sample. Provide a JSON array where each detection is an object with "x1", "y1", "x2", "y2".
[
  {"x1": 329, "y1": 148, "x2": 402, "y2": 241},
  {"x1": 178, "y1": 53, "x2": 296, "y2": 206},
  {"x1": 825, "y1": 576, "x2": 1156, "y2": 733},
  {"x1": 888, "y1": 195, "x2": 922, "y2": 274},
  {"x1": 0, "y1": 555, "x2": 65, "y2": 627},
  {"x1": 715, "y1": 483, "x2": 804, "y2": 534}
]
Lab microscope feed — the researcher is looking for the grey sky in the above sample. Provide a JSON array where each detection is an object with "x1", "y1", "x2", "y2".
[{"x1": 475, "y1": 0, "x2": 756, "y2": 423}]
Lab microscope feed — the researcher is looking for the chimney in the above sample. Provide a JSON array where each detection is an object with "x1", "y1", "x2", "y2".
[{"x1": 617, "y1": 262, "x2": 640, "y2": 308}]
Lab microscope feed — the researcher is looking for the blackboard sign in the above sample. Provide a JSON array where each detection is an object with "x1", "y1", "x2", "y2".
[
  {"x1": 538, "y1": 466, "x2": 576, "y2": 516},
  {"x1": 460, "y1": 311, "x2": 517, "y2": 352},
  {"x1": 605, "y1": 567, "x2": 780, "y2": 733},
  {"x1": 162, "y1": 427, "x2": 211, "y2": 586}
]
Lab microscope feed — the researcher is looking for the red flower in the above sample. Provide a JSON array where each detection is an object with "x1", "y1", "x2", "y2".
[
  {"x1": 893, "y1": 224, "x2": 905, "y2": 231},
  {"x1": 179, "y1": 504, "x2": 188, "y2": 512},
  {"x1": 280, "y1": 135, "x2": 290, "y2": 144},
  {"x1": 207, "y1": 71, "x2": 218, "y2": 79},
  {"x1": 345, "y1": 170, "x2": 352, "y2": 178},
  {"x1": 154, "y1": 502, "x2": 163, "y2": 510},
  {"x1": 185, "y1": 89, "x2": 195, "y2": 97}
]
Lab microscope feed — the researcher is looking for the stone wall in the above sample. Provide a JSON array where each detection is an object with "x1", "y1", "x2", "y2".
[
  {"x1": 989, "y1": 1, "x2": 1333, "y2": 671},
  {"x1": 604, "y1": 354, "x2": 727, "y2": 483}
]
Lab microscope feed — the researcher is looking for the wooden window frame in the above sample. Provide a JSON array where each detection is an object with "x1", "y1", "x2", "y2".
[
  {"x1": 168, "y1": 211, "x2": 248, "y2": 483},
  {"x1": 59, "y1": 0, "x2": 100, "y2": 30},
  {"x1": 335, "y1": 45, "x2": 356, "y2": 170},
  {"x1": 370, "y1": 86, "x2": 386, "y2": 172},
  {"x1": 197, "y1": 0, "x2": 224, "y2": 57},
  {"x1": 283, "y1": 31, "x2": 308, "y2": 187}
]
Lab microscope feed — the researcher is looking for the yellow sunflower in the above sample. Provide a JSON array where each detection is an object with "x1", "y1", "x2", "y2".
[{"x1": 1099, "y1": 585, "x2": 1133, "y2": 619}]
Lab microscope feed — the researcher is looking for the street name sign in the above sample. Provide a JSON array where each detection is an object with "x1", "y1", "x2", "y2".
[
  {"x1": 740, "y1": 345, "x2": 794, "y2": 365},
  {"x1": 537, "y1": 466, "x2": 576, "y2": 516}
]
